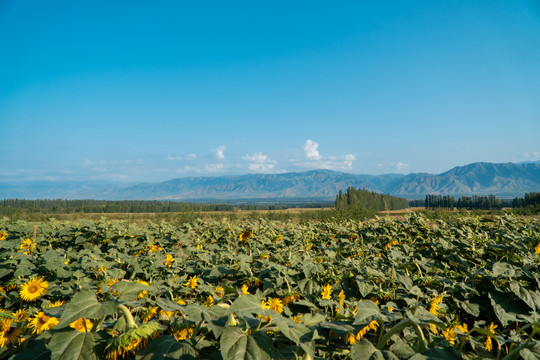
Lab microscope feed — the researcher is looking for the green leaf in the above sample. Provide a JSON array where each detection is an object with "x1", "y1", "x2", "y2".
[
  {"x1": 220, "y1": 327, "x2": 272, "y2": 360},
  {"x1": 9, "y1": 339, "x2": 50, "y2": 360},
  {"x1": 136, "y1": 335, "x2": 197, "y2": 360},
  {"x1": 455, "y1": 299, "x2": 480, "y2": 317},
  {"x1": 49, "y1": 330, "x2": 105, "y2": 360},
  {"x1": 227, "y1": 295, "x2": 273, "y2": 318},
  {"x1": 273, "y1": 318, "x2": 312, "y2": 346},
  {"x1": 488, "y1": 291, "x2": 529, "y2": 326},
  {"x1": 109, "y1": 280, "x2": 150, "y2": 300},
  {"x1": 408, "y1": 347, "x2": 461, "y2": 360},
  {"x1": 395, "y1": 272, "x2": 413, "y2": 290},
  {"x1": 57, "y1": 290, "x2": 118, "y2": 328},
  {"x1": 509, "y1": 281, "x2": 540, "y2": 311},
  {"x1": 520, "y1": 343, "x2": 540, "y2": 360},
  {"x1": 353, "y1": 300, "x2": 383, "y2": 325},
  {"x1": 492, "y1": 262, "x2": 516, "y2": 278},
  {"x1": 351, "y1": 339, "x2": 399, "y2": 360},
  {"x1": 156, "y1": 297, "x2": 186, "y2": 312},
  {"x1": 356, "y1": 280, "x2": 374, "y2": 297}
]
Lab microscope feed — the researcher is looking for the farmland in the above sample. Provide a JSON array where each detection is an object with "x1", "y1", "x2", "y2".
[{"x1": 0, "y1": 213, "x2": 539, "y2": 359}]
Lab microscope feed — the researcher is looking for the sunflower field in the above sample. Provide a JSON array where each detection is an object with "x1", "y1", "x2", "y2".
[{"x1": 0, "y1": 213, "x2": 539, "y2": 359}]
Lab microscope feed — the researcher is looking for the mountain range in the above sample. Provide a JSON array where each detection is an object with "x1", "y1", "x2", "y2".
[{"x1": 1, "y1": 162, "x2": 539, "y2": 201}]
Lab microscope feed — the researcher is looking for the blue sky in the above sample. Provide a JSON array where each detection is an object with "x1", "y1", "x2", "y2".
[{"x1": 1, "y1": 1, "x2": 539, "y2": 183}]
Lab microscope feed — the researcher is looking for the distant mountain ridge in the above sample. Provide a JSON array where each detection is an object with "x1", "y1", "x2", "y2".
[{"x1": 1, "y1": 162, "x2": 539, "y2": 201}]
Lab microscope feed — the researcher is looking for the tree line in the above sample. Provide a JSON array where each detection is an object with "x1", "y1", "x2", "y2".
[
  {"x1": 409, "y1": 193, "x2": 539, "y2": 212},
  {"x1": 0, "y1": 199, "x2": 292, "y2": 215}
]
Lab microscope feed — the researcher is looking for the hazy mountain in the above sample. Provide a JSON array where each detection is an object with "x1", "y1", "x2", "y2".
[{"x1": 1, "y1": 162, "x2": 539, "y2": 201}]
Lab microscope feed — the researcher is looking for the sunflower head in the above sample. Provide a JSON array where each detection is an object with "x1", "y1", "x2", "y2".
[
  {"x1": 29, "y1": 312, "x2": 59, "y2": 334},
  {"x1": 20, "y1": 277, "x2": 49, "y2": 302},
  {"x1": 321, "y1": 284, "x2": 333, "y2": 300},
  {"x1": 239, "y1": 230, "x2": 253, "y2": 242},
  {"x1": 70, "y1": 318, "x2": 94, "y2": 332}
]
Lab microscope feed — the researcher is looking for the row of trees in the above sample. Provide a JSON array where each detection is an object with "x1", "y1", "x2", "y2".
[
  {"x1": 423, "y1": 194, "x2": 503, "y2": 210},
  {"x1": 0, "y1": 199, "x2": 293, "y2": 215},
  {"x1": 413, "y1": 193, "x2": 540, "y2": 211},
  {"x1": 512, "y1": 192, "x2": 540, "y2": 208},
  {"x1": 335, "y1": 187, "x2": 409, "y2": 212}
]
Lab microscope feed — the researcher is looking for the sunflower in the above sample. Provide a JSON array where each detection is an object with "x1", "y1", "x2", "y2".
[
  {"x1": 11, "y1": 309, "x2": 27, "y2": 322},
  {"x1": 355, "y1": 320, "x2": 379, "y2": 341},
  {"x1": 241, "y1": 284, "x2": 250, "y2": 295},
  {"x1": 0, "y1": 231, "x2": 7, "y2": 241},
  {"x1": 484, "y1": 322, "x2": 497, "y2": 352},
  {"x1": 429, "y1": 294, "x2": 444, "y2": 317},
  {"x1": 203, "y1": 295, "x2": 214, "y2": 307},
  {"x1": 338, "y1": 290, "x2": 346, "y2": 307},
  {"x1": 0, "y1": 321, "x2": 22, "y2": 347},
  {"x1": 268, "y1": 298, "x2": 283, "y2": 314},
  {"x1": 20, "y1": 277, "x2": 48, "y2": 302},
  {"x1": 282, "y1": 293, "x2": 300, "y2": 306},
  {"x1": 19, "y1": 239, "x2": 36, "y2": 255},
  {"x1": 164, "y1": 254, "x2": 174, "y2": 268},
  {"x1": 136, "y1": 280, "x2": 149, "y2": 299},
  {"x1": 175, "y1": 327, "x2": 193, "y2": 341},
  {"x1": 29, "y1": 312, "x2": 59, "y2": 334},
  {"x1": 535, "y1": 242, "x2": 540, "y2": 255},
  {"x1": 70, "y1": 318, "x2": 93, "y2": 332},
  {"x1": 239, "y1": 230, "x2": 253, "y2": 242},
  {"x1": 143, "y1": 307, "x2": 158, "y2": 323},
  {"x1": 46, "y1": 300, "x2": 65, "y2": 308},
  {"x1": 214, "y1": 285, "x2": 224, "y2": 298},
  {"x1": 321, "y1": 284, "x2": 333, "y2": 300},
  {"x1": 183, "y1": 275, "x2": 197, "y2": 290}
]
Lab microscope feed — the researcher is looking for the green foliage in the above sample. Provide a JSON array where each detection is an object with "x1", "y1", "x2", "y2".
[{"x1": 0, "y1": 213, "x2": 539, "y2": 359}]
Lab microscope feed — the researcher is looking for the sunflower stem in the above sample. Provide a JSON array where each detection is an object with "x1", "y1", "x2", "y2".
[
  {"x1": 91, "y1": 316, "x2": 107, "y2": 332},
  {"x1": 117, "y1": 304, "x2": 137, "y2": 329},
  {"x1": 376, "y1": 318, "x2": 412, "y2": 349}
]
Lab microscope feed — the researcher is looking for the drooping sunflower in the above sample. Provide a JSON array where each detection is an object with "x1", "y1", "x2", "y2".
[
  {"x1": 20, "y1": 277, "x2": 49, "y2": 302},
  {"x1": 28, "y1": 312, "x2": 59, "y2": 334},
  {"x1": 0, "y1": 231, "x2": 7, "y2": 241},
  {"x1": 282, "y1": 292, "x2": 300, "y2": 306},
  {"x1": 70, "y1": 318, "x2": 94, "y2": 332},
  {"x1": 338, "y1": 290, "x2": 346, "y2": 307},
  {"x1": 484, "y1": 322, "x2": 497, "y2": 352},
  {"x1": 355, "y1": 320, "x2": 379, "y2": 341}
]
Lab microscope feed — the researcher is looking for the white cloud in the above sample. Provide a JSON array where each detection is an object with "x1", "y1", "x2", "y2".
[
  {"x1": 124, "y1": 159, "x2": 144, "y2": 164},
  {"x1": 394, "y1": 162, "x2": 409, "y2": 171},
  {"x1": 167, "y1": 155, "x2": 182, "y2": 161},
  {"x1": 215, "y1": 145, "x2": 227, "y2": 159},
  {"x1": 186, "y1": 153, "x2": 197, "y2": 160},
  {"x1": 206, "y1": 163, "x2": 224, "y2": 172},
  {"x1": 242, "y1": 152, "x2": 277, "y2": 172},
  {"x1": 303, "y1": 139, "x2": 321, "y2": 160},
  {"x1": 524, "y1": 151, "x2": 540, "y2": 158},
  {"x1": 344, "y1": 154, "x2": 356, "y2": 168}
]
